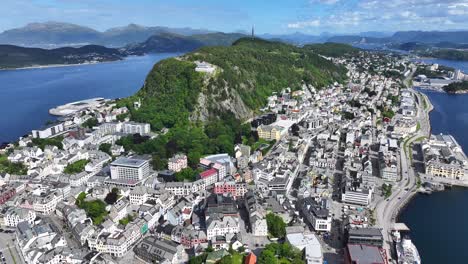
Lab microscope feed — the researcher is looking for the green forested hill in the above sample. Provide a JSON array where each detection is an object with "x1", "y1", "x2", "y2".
[
  {"x1": 422, "y1": 49, "x2": 468, "y2": 61},
  {"x1": 124, "y1": 38, "x2": 346, "y2": 130},
  {"x1": 304, "y1": 42, "x2": 360, "y2": 57},
  {"x1": 116, "y1": 38, "x2": 346, "y2": 170},
  {"x1": 0, "y1": 44, "x2": 123, "y2": 68}
]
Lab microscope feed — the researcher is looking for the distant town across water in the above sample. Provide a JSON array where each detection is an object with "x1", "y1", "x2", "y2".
[{"x1": 0, "y1": 53, "x2": 179, "y2": 143}]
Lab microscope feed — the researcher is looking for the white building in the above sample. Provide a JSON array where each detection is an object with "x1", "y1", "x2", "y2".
[
  {"x1": 286, "y1": 226, "x2": 323, "y2": 264},
  {"x1": 251, "y1": 217, "x2": 268, "y2": 237},
  {"x1": 123, "y1": 122, "x2": 151, "y2": 135},
  {"x1": 168, "y1": 154, "x2": 188, "y2": 172},
  {"x1": 4, "y1": 208, "x2": 36, "y2": 227},
  {"x1": 194, "y1": 61, "x2": 216, "y2": 74},
  {"x1": 110, "y1": 157, "x2": 150, "y2": 182},
  {"x1": 342, "y1": 187, "x2": 373, "y2": 206},
  {"x1": 206, "y1": 215, "x2": 239, "y2": 240},
  {"x1": 32, "y1": 123, "x2": 65, "y2": 139}
]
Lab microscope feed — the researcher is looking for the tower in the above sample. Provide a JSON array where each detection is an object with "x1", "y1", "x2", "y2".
[{"x1": 251, "y1": 25, "x2": 254, "y2": 39}]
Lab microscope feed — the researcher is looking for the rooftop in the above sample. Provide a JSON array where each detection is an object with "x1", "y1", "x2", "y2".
[
  {"x1": 111, "y1": 157, "x2": 148, "y2": 168},
  {"x1": 347, "y1": 244, "x2": 385, "y2": 264}
]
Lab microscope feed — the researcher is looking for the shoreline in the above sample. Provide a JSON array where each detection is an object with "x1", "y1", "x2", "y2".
[
  {"x1": 0, "y1": 59, "x2": 121, "y2": 72},
  {"x1": 0, "y1": 53, "x2": 178, "y2": 72},
  {"x1": 417, "y1": 86, "x2": 468, "y2": 94},
  {"x1": 392, "y1": 89, "x2": 434, "y2": 223}
]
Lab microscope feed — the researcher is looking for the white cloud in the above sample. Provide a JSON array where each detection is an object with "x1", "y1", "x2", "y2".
[
  {"x1": 288, "y1": 19, "x2": 321, "y2": 29},
  {"x1": 310, "y1": 0, "x2": 339, "y2": 4},
  {"x1": 287, "y1": 0, "x2": 468, "y2": 32}
]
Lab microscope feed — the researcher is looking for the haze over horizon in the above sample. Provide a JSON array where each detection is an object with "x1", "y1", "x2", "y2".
[{"x1": 2, "y1": 0, "x2": 468, "y2": 35}]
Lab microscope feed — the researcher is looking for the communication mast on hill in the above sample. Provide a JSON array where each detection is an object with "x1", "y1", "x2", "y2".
[{"x1": 251, "y1": 25, "x2": 255, "y2": 39}]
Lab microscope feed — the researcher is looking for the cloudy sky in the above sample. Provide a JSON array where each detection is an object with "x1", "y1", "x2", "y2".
[{"x1": 2, "y1": 0, "x2": 468, "y2": 34}]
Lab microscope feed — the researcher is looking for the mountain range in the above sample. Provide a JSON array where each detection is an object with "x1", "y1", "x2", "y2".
[
  {"x1": 3, "y1": 21, "x2": 468, "y2": 49},
  {"x1": 0, "y1": 31, "x2": 247, "y2": 68},
  {"x1": 0, "y1": 21, "x2": 215, "y2": 47},
  {"x1": 328, "y1": 31, "x2": 468, "y2": 44}
]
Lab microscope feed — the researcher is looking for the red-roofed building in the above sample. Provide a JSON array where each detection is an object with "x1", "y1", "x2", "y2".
[
  {"x1": 245, "y1": 253, "x2": 257, "y2": 264},
  {"x1": 199, "y1": 168, "x2": 218, "y2": 186}
]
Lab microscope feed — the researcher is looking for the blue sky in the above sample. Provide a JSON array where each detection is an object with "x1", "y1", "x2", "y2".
[{"x1": 2, "y1": 0, "x2": 468, "y2": 34}]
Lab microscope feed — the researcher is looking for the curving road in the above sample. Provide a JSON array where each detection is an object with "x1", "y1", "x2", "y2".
[{"x1": 374, "y1": 67, "x2": 433, "y2": 262}]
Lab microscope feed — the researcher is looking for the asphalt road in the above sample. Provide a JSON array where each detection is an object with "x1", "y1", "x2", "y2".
[{"x1": 373, "y1": 73, "x2": 432, "y2": 262}]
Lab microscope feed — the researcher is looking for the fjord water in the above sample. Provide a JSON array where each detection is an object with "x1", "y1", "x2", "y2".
[
  {"x1": 399, "y1": 59, "x2": 468, "y2": 263},
  {"x1": 0, "y1": 53, "x2": 178, "y2": 143}
]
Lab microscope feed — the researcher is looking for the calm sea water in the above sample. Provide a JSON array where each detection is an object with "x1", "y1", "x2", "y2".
[
  {"x1": 0, "y1": 53, "x2": 178, "y2": 143},
  {"x1": 399, "y1": 59, "x2": 468, "y2": 264}
]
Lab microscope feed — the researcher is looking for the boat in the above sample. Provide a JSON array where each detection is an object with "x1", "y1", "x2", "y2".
[{"x1": 394, "y1": 231, "x2": 421, "y2": 264}]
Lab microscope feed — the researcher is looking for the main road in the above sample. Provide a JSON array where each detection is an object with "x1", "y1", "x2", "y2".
[{"x1": 373, "y1": 65, "x2": 432, "y2": 262}]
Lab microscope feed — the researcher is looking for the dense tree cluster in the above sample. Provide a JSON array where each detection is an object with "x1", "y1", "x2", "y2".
[
  {"x1": 0, "y1": 155, "x2": 27, "y2": 175},
  {"x1": 382, "y1": 183, "x2": 393, "y2": 198},
  {"x1": 116, "y1": 117, "x2": 251, "y2": 171},
  {"x1": 443, "y1": 81, "x2": 468, "y2": 93},
  {"x1": 82, "y1": 117, "x2": 98, "y2": 128},
  {"x1": 64, "y1": 159, "x2": 89, "y2": 174},
  {"x1": 31, "y1": 136, "x2": 63, "y2": 150},
  {"x1": 304, "y1": 42, "x2": 360, "y2": 58},
  {"x1": 258, "y1": 242, "x2": 304, "y2": 264},
  {"x1": 75, "y1": 192, "x2": 108, "y2": 225},
  {"x1": 98, "y1": 143, "x2": 112, "y2": 156},
  {"x1": 175, "y1": 167, "x2": 203, "y2": 182},
  {"x1": 424, "y1": 49, "x2": 468, "y2": 61},
  {"x1": 266, "y1": 213, "x2": 286, "y2": 239},
  {"x1": 104, "y1": 187, "x2": 120, "y2": 205}
]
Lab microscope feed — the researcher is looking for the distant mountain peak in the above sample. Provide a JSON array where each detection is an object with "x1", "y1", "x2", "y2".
[
  {"x1": 105, "y1": 23, "x2": 147, "y2": 33},
  {"x1": 20, "y1": 21, "x2": 97, "y2": 32}
]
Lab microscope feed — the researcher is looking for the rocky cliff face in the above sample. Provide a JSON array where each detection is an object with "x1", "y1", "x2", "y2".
[{"x1": 190, "y1": 76, "x2": 254, "y2": 123}]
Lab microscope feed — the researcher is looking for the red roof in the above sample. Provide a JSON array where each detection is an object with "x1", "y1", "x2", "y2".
[
  {"x1": 199, "y1": 168, "x2": 217, "y2": 179},
  {"x1": 245, "y1": 253, "x2": 257, "y2": 264}
]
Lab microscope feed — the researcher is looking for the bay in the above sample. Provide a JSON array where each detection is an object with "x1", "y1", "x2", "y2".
[{"x1": 0, "y1": 53, "x2": 178, "y2": 143}]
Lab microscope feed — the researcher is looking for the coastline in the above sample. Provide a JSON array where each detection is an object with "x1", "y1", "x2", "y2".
[
  {"x1": 393, "y1": 90, "x2": 434, "y2": 222},
  {"x1": 0, "y1": 59, "x2": 122, "y2": 72}
]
